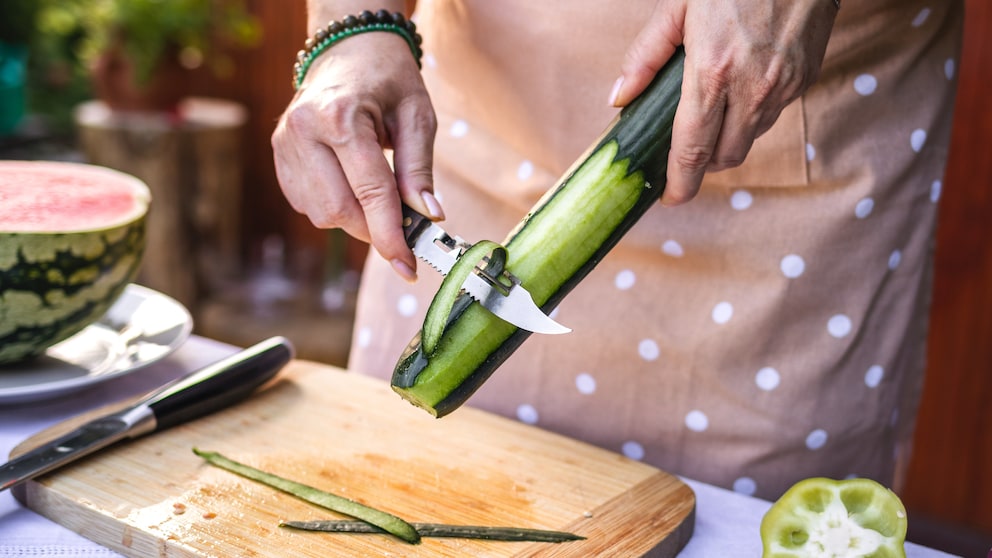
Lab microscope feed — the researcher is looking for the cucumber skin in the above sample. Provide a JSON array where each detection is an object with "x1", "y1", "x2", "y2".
[{"x1": 393, "y1": 48, "x2": 685, "y2": 417}]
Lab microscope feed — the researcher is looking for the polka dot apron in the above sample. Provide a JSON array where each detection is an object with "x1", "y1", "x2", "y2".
[{"x1": 347, "y1": 0, "x2": 964, "y2": 500}]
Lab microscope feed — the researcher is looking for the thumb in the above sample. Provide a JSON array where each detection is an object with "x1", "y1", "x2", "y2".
[{"x1": 610, "y1": 3, "x2": 685, "y2": 107}]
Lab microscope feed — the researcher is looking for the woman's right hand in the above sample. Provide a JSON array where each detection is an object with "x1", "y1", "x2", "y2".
[{"x1": 271, "y1": 27, "x2": 440, "y2": 282}]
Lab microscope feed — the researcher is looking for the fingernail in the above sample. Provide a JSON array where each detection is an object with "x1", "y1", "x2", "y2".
[
  {"x1": 391, "y1": 258, "x2": 417, "y2": 283},
  {"x1": 609, "y1": 76, "x2": 624, "y2": 107},
  {"x1": 421, "y1": 191, "x2": 445, "y2": 220}
]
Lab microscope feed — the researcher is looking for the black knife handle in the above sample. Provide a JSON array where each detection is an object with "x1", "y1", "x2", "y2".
[
  {"x1": 401, "y1": 203, "x2": 434, "y2": 249},
  {"x1": 144, "y1": 337, "x2": 294, "y2": 431}
]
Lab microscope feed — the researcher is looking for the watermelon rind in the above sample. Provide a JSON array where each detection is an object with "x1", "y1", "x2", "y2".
[{"x1": 0, "y1": 161, "x2": 150, "y2": 364}]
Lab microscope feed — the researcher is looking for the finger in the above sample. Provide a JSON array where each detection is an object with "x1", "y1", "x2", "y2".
[
  {"x1": 610, "y1": 3, "x2": 685, "y2": 107},
  {"x1": 664, "y1": 56, "x2": 726, "y2": 206},
  {"x1": 331, "y1": 113, "x2": 418, "y2": 281},
  {"x1": 706, "y1": 92, "x2": 760, "y2": 173},
  {"x1": 272, "y1": 119, "x2": 369, "y2": 242},
  {"x1": 389, "y1": 94, "x2": 442, "y2": 220}
]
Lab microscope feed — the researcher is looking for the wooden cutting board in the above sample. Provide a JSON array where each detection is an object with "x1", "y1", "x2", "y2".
[{"x1": 12, "y1": 360, "x2": 695, "y2": 557}]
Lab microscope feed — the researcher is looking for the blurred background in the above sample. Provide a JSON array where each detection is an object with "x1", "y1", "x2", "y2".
[{"x1": 0, "y1": 1, "x2": 989, "y2": 555}]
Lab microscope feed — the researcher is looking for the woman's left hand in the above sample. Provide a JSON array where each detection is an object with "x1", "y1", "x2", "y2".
[{"x1": 611, "y1": 0, "x2": 837, "y2": 206}]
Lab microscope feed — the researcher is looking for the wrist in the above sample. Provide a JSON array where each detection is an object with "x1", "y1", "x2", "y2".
[{"x1": 293, "y1": 9, "x2": 423, "y2": 90}]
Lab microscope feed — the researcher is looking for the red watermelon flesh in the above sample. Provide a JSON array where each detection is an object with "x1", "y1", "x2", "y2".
[{"x1": 0, "y1": 161, "x2": 149, "y2": 233}]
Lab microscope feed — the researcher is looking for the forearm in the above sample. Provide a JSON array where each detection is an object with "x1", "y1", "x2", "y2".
[{"x1": 305, "y1": 0, "x2": 415, "y2": 34}]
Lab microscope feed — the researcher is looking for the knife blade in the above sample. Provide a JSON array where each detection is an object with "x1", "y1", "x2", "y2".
[
  {"x1": 401, "y1": 204, "x2": 570, "y2": 335},
  {"x1": 0, "y1": 336, "x2": 294, "y2": 493}
]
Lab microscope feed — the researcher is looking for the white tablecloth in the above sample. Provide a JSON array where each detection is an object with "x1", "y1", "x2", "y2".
[{"x1": 0, "y1": 336, "x2": 958, "y2": 557}]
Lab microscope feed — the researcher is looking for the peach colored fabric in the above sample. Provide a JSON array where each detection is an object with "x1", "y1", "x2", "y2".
[{"x1": 348, "y1": 0, "x2": 963, "y2": 500}]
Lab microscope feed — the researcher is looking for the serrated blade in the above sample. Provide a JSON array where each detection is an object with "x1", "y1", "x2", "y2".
[{"x1": 402, "y1": 206, "x2": 570, "y2": 335}]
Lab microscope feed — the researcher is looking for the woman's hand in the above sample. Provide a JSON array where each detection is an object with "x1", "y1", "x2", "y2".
[
  {"x1": 610, "y1": 0, "x2": 837, "y2": 206},
  {"x1": 271, "y1": 31, "x2": 439, "y2": 282}
]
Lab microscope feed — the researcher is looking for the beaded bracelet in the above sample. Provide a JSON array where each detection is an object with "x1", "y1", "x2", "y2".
[{"x1": 293, "y1": 10, "x2": 424, "y2": 90}]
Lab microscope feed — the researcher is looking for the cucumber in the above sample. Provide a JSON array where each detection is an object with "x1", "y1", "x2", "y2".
[{"x1": 392, "y1": 48, "x2": 685, "y2": 417}]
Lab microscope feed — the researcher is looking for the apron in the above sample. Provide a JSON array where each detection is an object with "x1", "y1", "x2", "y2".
[{"x1": 347, "y1": 0, "x2": 964, "y2": 500}]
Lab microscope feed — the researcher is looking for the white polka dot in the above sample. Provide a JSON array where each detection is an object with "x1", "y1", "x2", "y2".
[
  {"x1": 397, "y1": 294, "x2": 418, "y2": 317},
  {"x1": 930, "y1": 180, "x2": 942, "y2": 203},
  {"x1": 622, "y1": 441, "x2": 645, "y2": 460},
  {"x1": 911, "y1": 129, "x2": 927, "y2": 153},
  {"x1": 730, "y1": 190, "x2": 753, "y2": 210},
  {"x1": 638, "y1": 339, "x2": 660, "y2": 361},
  {"x1": 912, "y1": 7, "x2": 931, "y2": 27},
  {"x1": 575, "y1": 373, "x2": 597, "y2": 395},
  {"x1": 449, "y1": 119, "x2": 469, "y2": 138},
  {"x1": 865, "y1": 365, "x2": 884, "y2": 388},
  {"x1": 888, "y1": 250, "x2": 902, "y2": 270},
  {"x1": 855, "y1": 198, "x2": 874, "y2": 219},
  {"x1": 806, "y1": 429, "x2": 829, "y2": 450},
  {"x1": 424, "y1": 53, "x2": 437, "y2": 68},
  {"x1": 780, "y1": 254, "x2": 806, "y2": 279},
  {"x1": 827, "y1": 314, "x2": 852, "y2": 338},
  {"x1": 712, "y1": 302, "x2": 733, "y2": 324},
  {"x1": 733, "y1": 477, "x2": 757, "y2": 496},
  {"x1": 945, "y1": 58, "x2": 956, "y2": 80},
  {"x1": 615, "y1": 269, "x2": 636, "y2": 290},
  {"x1": 517, "y1": 160, "x2": 534, "y2": 181},
  {"x1": 890, "y1": 408, "x2": 900, "y2": 426},
  {"x1": 516, "y1": 404, "x2": 539, "y2": 424},
  {"x1": 755, "y1": 367, "x2": 781, "y2": 391},
  {"x1": 806, "y1": 143, "x2": 816, "y2": 162},
  {"x1": 853, "y1": 74, "x2": 878, "y2": 96},
  {"x1": 685, "y1": 410, "x2": 709, "y2": 432},
  {"x1": 356, "y1": 326, "x2": 372, "y2": 348},
  {"x1": 662, "y1": 239, "x2": 684, "y2": 257}
]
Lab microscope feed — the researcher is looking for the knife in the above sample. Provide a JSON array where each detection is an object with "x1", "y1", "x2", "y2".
[
  {"x1": 401, "y1": 204, "x2": 570, "y2": 335},
  {"x1": 0, "y1": 336, "x2": 294, "y2": 493}
]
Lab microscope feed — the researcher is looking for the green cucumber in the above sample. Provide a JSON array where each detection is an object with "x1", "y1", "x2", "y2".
[
  {"x1": 422, "y1": 239, "x2": 506, "y2": 355},
  {"x1": 392, "y1": 48, "x2": 685, "y2": 417}
]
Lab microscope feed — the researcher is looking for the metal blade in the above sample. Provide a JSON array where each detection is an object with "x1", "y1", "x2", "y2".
[
  {"x1": 408, "y1": 220, "x2": 570, "y2": 335},
  {"x1": 0, "y1": 406, "x2": 153, "y2": 491}
]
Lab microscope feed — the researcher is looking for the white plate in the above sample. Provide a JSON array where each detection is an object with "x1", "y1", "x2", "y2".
[{"x1": 0, "y1": 284, "x2": 193, "y2": 405}]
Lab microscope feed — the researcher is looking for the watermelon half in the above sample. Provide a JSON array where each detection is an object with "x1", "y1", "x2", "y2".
[{"x1": 0, "y1": 161, "x2": 150, "y2": 364}]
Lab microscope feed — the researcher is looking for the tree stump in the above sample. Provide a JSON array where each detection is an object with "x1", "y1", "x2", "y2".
[{"x1": 74, "y1": 98, "x2": 247, "y2": 311}]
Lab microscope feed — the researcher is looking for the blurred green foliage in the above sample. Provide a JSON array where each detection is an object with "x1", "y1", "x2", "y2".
[{"x1": 7, "y1": 0, "x2": 261, "y2": 133}]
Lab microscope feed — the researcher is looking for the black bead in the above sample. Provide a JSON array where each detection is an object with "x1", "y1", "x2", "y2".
[
  {"x1": 358, "y1": 10, "x2": 374, "y2": 25},
  {"x1": 342, "y1": 15, "x2": 359, "y2": 28},
  {"x1": 391, "y1": 11, "x2": 406, "y2": 25},
  {"x1": 328, "y1": 21, "x2": 343, "y2": 34}
]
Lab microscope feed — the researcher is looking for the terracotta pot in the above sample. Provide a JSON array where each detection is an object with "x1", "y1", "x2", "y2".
[{"x1": 90, "y1": 40, "x2": 188, "y2": 113}]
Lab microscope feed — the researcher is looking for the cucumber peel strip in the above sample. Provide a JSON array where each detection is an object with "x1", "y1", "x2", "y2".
[
  {"x1": 281, "y1": 520, "x2": 585, "y2": 542},
  {"x1": 422, "y1": 239, "x2": 507, "y2": 355},
  {"x1": 192, "y1": 448, "x2": 421, "y2": 544}
]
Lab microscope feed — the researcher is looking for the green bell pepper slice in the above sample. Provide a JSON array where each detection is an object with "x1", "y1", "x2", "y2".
[{"x1": 760, "y1": 477, "x2": 908, "y2": 558}]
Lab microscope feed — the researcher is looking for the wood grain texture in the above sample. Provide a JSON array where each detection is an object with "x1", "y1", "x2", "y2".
[
  {"x1": 12, "y1": 360, "x2": 694, "y2": 558},
  {"x1": 903, "y1": 0, "x2": 992, "y2": 536}
]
